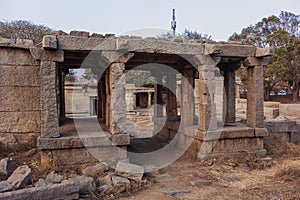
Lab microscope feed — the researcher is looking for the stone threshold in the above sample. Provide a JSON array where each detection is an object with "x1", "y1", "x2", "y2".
[{"x1": 37, "y1": 131, "x2": 129, "y2": 150}]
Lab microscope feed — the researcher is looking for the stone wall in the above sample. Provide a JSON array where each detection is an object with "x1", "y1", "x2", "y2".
[{"x1": 0, "y1": 46, "x2": 41, "y2": 151}]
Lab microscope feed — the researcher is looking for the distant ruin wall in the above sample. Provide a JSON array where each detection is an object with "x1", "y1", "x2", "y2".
[{"x1": 0, "y1": 47, "x2": 41, "y2": 150}]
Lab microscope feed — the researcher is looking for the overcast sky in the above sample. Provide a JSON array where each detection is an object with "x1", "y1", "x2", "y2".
[{"x1": 1, "y1": 0, "x2": 299, "y2": 41}]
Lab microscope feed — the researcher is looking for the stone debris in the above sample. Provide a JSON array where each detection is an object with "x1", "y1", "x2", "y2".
[
  {"x1": 191, "y1": 178, "x2": 212, "y2": 186},
  {"x1": 7, "y1": 165, "x2": 31, "y2": 189},
  {"x1": 161, "y1": 189, "x2": 192, "y2": 197},
  {"x1": 0, "y1": 158, "x2": 13, "y2": 176},
  {"x1": 45, "y1": 171, "x2": 63, "y2": 184},
  {"x1": 115, "y1": 161, "x2": 144, "y2": 181},
  {"x1": 67, "y1": 175, "x2": 96, "y2": 192},
  {"x1": 0, "y1": 181, "x2": 12, "y2": 193},
  {"x1": 0, "y1": 181, "x2": 79, "y2": 200},
  {"x1": 111, "y1": 175, "x2": 130, "y2": 186},
  {"x1": 82, "y1": 162, "x2": 108, "y2": 177}
]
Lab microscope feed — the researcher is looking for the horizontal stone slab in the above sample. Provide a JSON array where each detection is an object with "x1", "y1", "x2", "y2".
[
  {"x1": 0, "y1": 65, "x2": 41, "y2": 87},
  {"x1": 0, "y1": 38, "x2": 34, "y2": 49},
  {"x1": 30, "y1": 48, "x2": 64, "y2": 62},
  {"x1": 37, "y1": 132, "x2": 112, "y2": 149},
  {"x1": 204, "y1": 44, "x2": 256, "y2": 57},
  {"x1": 0, "y1": 181, "x2": 79, "y2": 200}
]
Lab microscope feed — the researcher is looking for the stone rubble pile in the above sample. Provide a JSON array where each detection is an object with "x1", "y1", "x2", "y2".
[{"x1": 0, "y1": 159, "x2": 147, "y2": 200}]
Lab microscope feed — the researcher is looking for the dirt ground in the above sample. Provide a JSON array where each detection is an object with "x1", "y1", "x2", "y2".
[{"x1": 119, "y1": 143, "x2": 300, "y2": 200}]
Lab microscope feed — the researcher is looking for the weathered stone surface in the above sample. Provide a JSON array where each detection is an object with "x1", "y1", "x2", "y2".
[
  {"x1": 0, "y1": 65, "x2": 41, "y2": 87},
  {"x1": 265, "y1": 120, "x2": 298, "y2": 133},
  {"x1": 0, "y1": 181, "x2": 12, "y2": 193},
  {"x1": 205, "y1": 44, "x2": 256, "y2": 57},
  {"x1": 40, "y1": 61, "x2": 59, "y2": 138},
  {"x1": 246, "y1": 65, "x2": 264, "y2": 128},
  {"x1": 255, "y1": 47, "x2": 274, "y2": 57},
  {"x1": 67, "y1": 175, "x2": 96, "y2": 192},
  {"x1": 0, "y1": 181, "x2": 79, "y2": 200},
  {"x1": 111, "y1": 134, "x2": 130, "y2": 145},
  {"x1": 42, "y1": 35, "x2": 57, "y2": 49},
  {"x1": 82, "y1": 163, "x2": 108, "y2": 177},
  {"x1": 115, "y1": 161, "x2": 144, "y2": 181},
  {"x1": 30, "y1": 48, "x2": 64, "y2": 62},
  {"x1": 34, "y1": 179, "x2": 53, "y2": 187},
  {"x1": 7, "y1": 165, "x2": 32, "y2": 189},
  {"x1": 0, "y1": 38, "x2": 34, "y2": 49},
  {"x1": 70, "y1": 30, "x2": 89, "y2": 37},
  {"x1": 0, "y1": 48, "x2": 38, "y2": 65},
  {"x1": 0, "y1": 112, "x2": 40, "y2": 133},
  {"x1": 37, "y1": 133, "x2": 111, "y2": 149},
  {"x1": 0, "y1": 158, "x2": 13, "y2": 176},
  {"x1": 111, "y1": 175, "x2": 130, "y2": 186},
  {"x1": 254, "y1": 128, "x2": 268, "y2": 137},
  {"x1": 57, "y1": 35, "x2": 115, "y2": 51},
  {"x1": 0, "y1": 87, "x2": 40, "y2": 112},
  {"x1": 45, "y1": 171, "x2": 63, "y2": 184}
]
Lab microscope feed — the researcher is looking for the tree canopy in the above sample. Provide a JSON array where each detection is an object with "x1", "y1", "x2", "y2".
[
  {"x1": 0, "y1": 20, "x2": 53, "y2": 44},
  {"x1": 229, "y1": 11, "x2": 300, "y2": 101}
]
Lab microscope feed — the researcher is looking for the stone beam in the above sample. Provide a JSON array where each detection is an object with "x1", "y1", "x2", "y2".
[
  {"x1": 255, "y1": 47, "x2": 274, "y2": 57},
  {"x1": 204, "y1": 44, "x2": 256, "y2": 57},
  {"x1": 42, "y1": 35, "x2": 57, "y2": 50}
]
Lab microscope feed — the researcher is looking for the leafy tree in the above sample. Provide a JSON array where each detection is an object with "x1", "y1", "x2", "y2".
[
  {"x1": 160, "y1": 29, "x2": 212, "y2": 41},
  {"x1": 0, "y1": 20, "x2": 53, "y2": 44},
  {"x1": 125, "y1": 70, "x2": 155, "y2": 87},
  {"x1": 229, "y1": 11, "x2": 300, "y2": 102}
]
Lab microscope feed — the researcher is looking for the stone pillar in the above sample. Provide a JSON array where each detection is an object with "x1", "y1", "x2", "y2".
[
  {"x1": 166, "y1": 71, "x2": 178, "y2": 121},
  {"x1": 224, "y1": 70, "x2": 236, "y2": 124},
  {"x1": 198, "y1": 65, "x2": 217, "y2": 131},
  {"x1": 108, "y1": 63, "x2": 127, "y2": 134},
  {"x1": 154, "y1": 73, "x2": 163, "y2": 117},
  {"x1": 40, "y1": 61, "x2": 60, "y2": 138},
  {"x1": 244, "y1": 57, "x2": 264, "y2": 128},
  {"x1": 181, "y1": 68, "x2": 195, "y2": 126}
]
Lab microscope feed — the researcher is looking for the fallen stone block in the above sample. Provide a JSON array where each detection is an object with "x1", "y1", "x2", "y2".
[
  {"x1": 0, "y1": 158, "x2": 13, "y2": 176},
  {"x1": 45, "y1": 171, "x2": 63, "y2": 184},
  {"x1": 82, "y1": 163, "x2": 108, "y2": 177},
  {"x1": 67, "y1": 175, "x2": 96, "y2": 192},
  {"x1": 111, "y1": 175, "x2": 130, "y2": 186},
  {"x1": 0, "y1": 181, "x2": 11, "y2": 193},
  {"x1": 34, "y1": 179, "x2": 53, "y2": 187},
  {"x1": 7, "y1": 165, "x2": 31, "y2": 189},
  {"x1": 115, "y1": 161, "x2": 144, "y2": 181},
  {"x1": 0, "y1": 181, "x2": 79, "y2": 200}
]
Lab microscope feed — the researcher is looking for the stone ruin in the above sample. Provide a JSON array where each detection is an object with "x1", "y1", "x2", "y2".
[{"x1": 0, "y1": 30, "x2": 276, "y2": 169}]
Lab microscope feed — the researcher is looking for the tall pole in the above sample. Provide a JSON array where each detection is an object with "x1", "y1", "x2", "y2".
[{"x1": 171, "y1": 9, "x2": 176, "y2": 37}]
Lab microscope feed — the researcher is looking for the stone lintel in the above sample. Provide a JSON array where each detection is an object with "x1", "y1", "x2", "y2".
[
  {"x1": 255, "y1": 47, "x2": 274, "y2": 57},
  {"x1": 42, "y1": 35, "x2": 57, "y2": 50},
  {"x1": 57, "y1": 35, "x2": 115, "y2": 51},
  {"x1": 204, "y1": 44, "x2": 222, "y2": 55},
  {"x1": 30, "y1": 48, "x2": 64, "y2": 62},
  {"x1": 204, "y1": 44, "x2": 256, "y2": 57}
]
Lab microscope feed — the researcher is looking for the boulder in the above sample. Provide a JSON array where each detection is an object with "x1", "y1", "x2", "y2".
[
  {"x1": 111, "y1": 175, "x2": 130, "y2": 186},
  {"x1": 35, "y1": 179, "x2": 53, "y2": 187},
  {"x1": 115, "y1": 161, "x2": 144, "y2": 181},
  {"x1": 7, "y1": 165, "x2": 31, "y2": 189}
]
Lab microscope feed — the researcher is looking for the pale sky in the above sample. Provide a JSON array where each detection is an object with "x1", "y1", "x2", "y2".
[{"x1": 1, "y1": 0, "x2": 299, "y2": 41}]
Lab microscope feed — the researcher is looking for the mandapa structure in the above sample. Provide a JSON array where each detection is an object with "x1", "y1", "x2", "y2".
[{"x1": 0, "y1": 30, "x2": 274, "y2": 168}]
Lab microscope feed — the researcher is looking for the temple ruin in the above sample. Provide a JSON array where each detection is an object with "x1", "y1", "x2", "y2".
[{"x1": 0, "y1": 31, "x2": 274, "y2": 168}]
